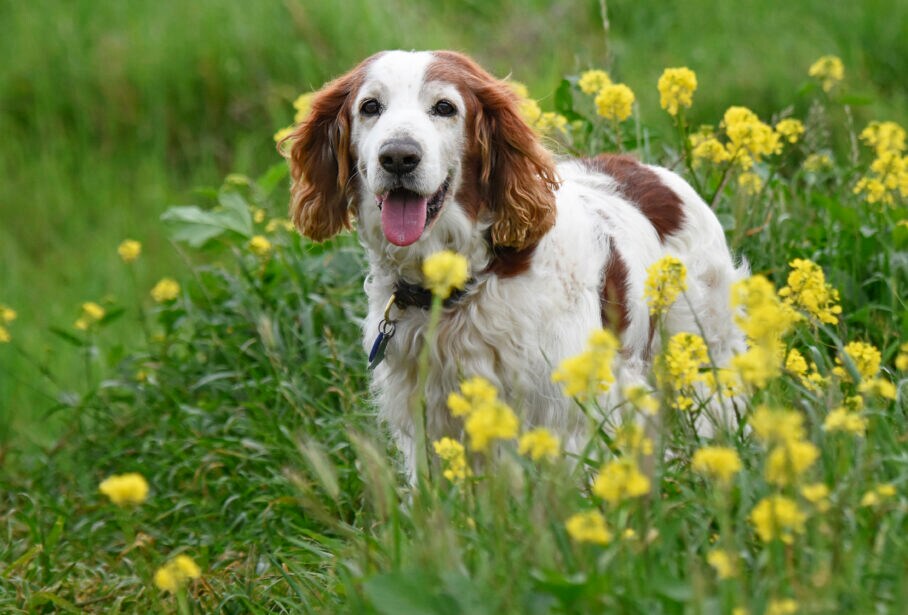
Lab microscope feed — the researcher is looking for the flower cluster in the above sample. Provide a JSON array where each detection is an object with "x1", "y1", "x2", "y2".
[
  {"x1": 565, "y1": 510, "x2": 613, "y2": 545},
  {"x1": 99, "y1": 472, "x2": 149, "y2": 506},
  {"x1": 517, "y1": 427, "x2": 560, "y2": 461},
  {"x1": 422, "y1": 250, "x2": 470, "y2": 299},
  {"x1": 778, "y1": 258, "x2": 842, "y2": 325},
  {"x1": 644, "y1": 255, "x2": 687, "y2": 315},
  {"x1": 595, "y1": 83, "x2": 636, "y2": 122},
  {"x1": 691, "y1": 446, "x2": 742, "y2": 486},
  {"x1": 151, "y1": 277, "x2": 181, "y2": 303},
  {"x1": 75, "y1": 301, "x2": 106, "y2": 331},
  {"x1": 592, "y1": 457, "x2": 651, "y2": 505},
  {"x1": 433, "y1": 437, "x2": 471, "y2": 483},
  {"x1": 0, "y1": 302, "x2": 15, "y2": 343},
  {"x1": 117, "y1": 239, "x2": 142, "y2": 263},
  {"x1": 657, "y1": 332, "x2": 709, "y2": 409},
  {"x1": 853, "y1": 120, "x2": 908, "y2": 207},
  {"x1": 154, "y1": 554, "x2": 202, "y2": 593},
  {"x1": 657, "y1": 67, "x2": 697, "y2": 117},
  {"x1": 551, "y1": 328, "x2": 619, "y2": 400},
  {"x1": 750, "y1": 494, "x2": 806, "y2": 544},
  {"x1": 248, "y1": 234, "x2": 273, "y2": 257},
  {"x1": 808, "y1": 55, "x2": 845, "y2": 92},
  {"x1": 447, "y1": 376, "x2": 518, "y2": 452}
]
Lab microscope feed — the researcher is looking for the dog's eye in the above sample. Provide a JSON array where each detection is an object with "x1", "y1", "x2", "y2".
[
  {"x1": 360, "y1": 98, "x2": 382, "y2": 117},
  {"x1": 432, "y1": 99, "x2": 457, "y2": 117}
]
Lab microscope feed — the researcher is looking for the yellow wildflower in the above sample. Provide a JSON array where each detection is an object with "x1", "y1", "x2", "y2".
[
  {"x1": 98, "y1": 473, "x2": 149, "y2": 506},
  {"x1": 154, "y1": 554, "x2": 202, "y2": 593},
  {"x1": 801, "y1": 483, "x2": 831, "y2": 513},
  {"x1": 823, "y1": 407, "x2": 867, "y2": 436},
  {"x1": 292, "y1": 92, "x2": 315, "y2": 123},
  {"x1": 273, "y1": 125, "x2": 294, "y2": 144},
  {"x1": 644, "y1": 255, "x2": 687, "y2": 315},
  {"x1": 722, "y1": 106, "x2": 781, "y2": 162},
  {"x1": 778, "y1": 259, "x2": 842, "y2": 325},
  {"x1": 151, "y1": 278, "x2": 181, "y2": 303},
  {"x1": 731, "y1": 275, "x2": 801, "y2": 346},
  {"x1": 0, "y1": 326, "x2": 10, "y2": 343},
  {"x1": 859, "y1": 120, "x2": 906, "y2": 156},
  {"x1": 895, "y1": 342, "x2": 908, "y2": 371},
  {"x1": 578, "y1": 69, "x2": 612, "y2": 95},
  {"x1": 595, "y1": 83, "x2": 635, "y2": 122},
  {"x1": 252, "y1": 208, "x2": 266, "y2": 224},
  {"x1": 614, "y1": 423, "x2": 653, "y2": 457},
  {"x1": 518, "y1": 98, "x2": 542, "y2": 126},
  {"x1": 623, "y1": 384, "x2": 660, "y2": 415},
  {"x1": 433, "y1": 437, "x2": 471, "y2": 483},
  {"x1": 803, "y1": 153, "x2": 833, "y2": 173},
  {"x1": 775, "y1": 118, "x2": 805, "y2": 144},
  {"x1": 859, "y1": 377, "x2": 897, "y2": 400},
  {"x1": 691, "y1": 446, "x2": 742, "y2": 485},
  {"x1": 749, "y1": 405, "x2": 805, "y2": 445},
  {"x1": 785, "y1": 349, "x2": 808, "y2": 377},
  {"x1": 266, "y1": 218, "x2": 295, "y2": 233},
  {"x1": 507, "y1": 80, "x2": 530, "y2": 100},
  {"x1": 422, "y1": 250, "x2": 469, "y2": 299},
  {"x1": 592, "y1": 457, "x2": 651, "y2": 505},
  {"x1": 657, "y1": 67, "x2": 697, "y2": 116},
  {"x1": 706, "y1": 549, "x2": 738, "y2": 579},
  {"x1": 248, "y1": 235, "x2": 273, "y2": 257},
  {"x1": 565, "y1": 510, "x2": 613, "y2": 545},
  {"x1": 534, "y1": 111, "x2": 569, "y2": 135},
  {"x1": 658, "y1": 332, "x2": 710, "y2": 391},
  {"x1": 464, "y1": 398, "x2": 518, "y2": 453},
  {"x1": 835, "y1": 341, "x2": 881, "y2": 381},
  {"x1": 691, "y1": 138, "x2": 731, "y2": 165},
  {"x1": 702, "y1": 368, "x2": 743, "y2": 399},
  {"x1": 767, "y1": 599, "x2": 799, "y2": 615},
  {"x1": 0, "y1": 304, "x2": 16, "y2": 323},
  {"x1": 860, "y1": 483, "x2": 897, "y2": 507},
  {"x1": 750, "y1": 495, "x2": 806, "y2": 543},
  {"x1": 552, "y1": 328, "x2": 619, "y2": 400},
  {"x1": 517, "y1": 428, "x2": 560, "y2": 461},
  {"x1": 808, "y1": 55, "x2": 844, "y2": 92},
  {"x1": 765, "y1": 440, "x2": 820, "y2": 487},
  {"x1": 117, "y1": 239, "x2": 142, "y2": 263},
  {"x1": 737, "y1": 172, "x2": 763, "y2": 195},
  {"x1": 731, "y1": 345, "x2": 779, "y2": 388},
  {"x1": 75, "y1": 301, "x2": 106, "y2": 330}
]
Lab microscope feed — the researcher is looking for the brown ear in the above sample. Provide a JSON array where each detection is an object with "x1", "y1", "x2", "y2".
[
  {"x1": 281, "y1": 61, "x2": 369, "y2": 241},
  {"x1": 472, "y1": 74, "x2": 559, "y2": 249}
]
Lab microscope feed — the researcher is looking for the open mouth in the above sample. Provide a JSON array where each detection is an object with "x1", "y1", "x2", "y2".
[{"x1": 376, "y1": 177, "x2": 450, "y2": 246}]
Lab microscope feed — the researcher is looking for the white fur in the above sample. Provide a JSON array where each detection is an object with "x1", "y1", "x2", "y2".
[{"x1": 338, "y1": 51, "x2": 747, "y2": 477}]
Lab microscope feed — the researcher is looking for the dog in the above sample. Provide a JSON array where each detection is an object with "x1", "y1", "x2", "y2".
[{"x1": 284, "y1": 50, "x2": 746, "y2": 477}]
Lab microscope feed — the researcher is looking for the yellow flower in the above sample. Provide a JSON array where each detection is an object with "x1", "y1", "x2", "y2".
[
  {"x1": 154, "y1": 554, "x2": 202, "y2": 593},
  {"x1": 252, "y1": 207, "x2": 266, "y2": 224},
  {"x1": 507, "y1": 80, "x2": 530, "y2": 100},
  {"x1": 98, "y1": 472, "x2": 149, "y2": 506},
  {"x1": 614, "y1": 423, "x2": 653, "y2": 457},
  {"x1": 691, "y1": 137, "x2": 731, "y2": 165},
  {"x1": 706, "y1": 549, "x2": 738, "y2": 579},
  {"x1": 895, "y1": 342, "x2": 908, "y2": 371},
  {"x1": 823, "y1": 407, "x2": 867, "y2": 436},
  {"x1": 517, "y1": 428, "x2": 560, "y2": 461},
  {"x1": 151, "y1": 278, "x2": 181, "y2": 303},
  {"x1": 0, "y1": 325, "x2": 10, "y2": 343},
  {"x1": 565, "y1": 510, "x2": 613, "y2": 545},
  {"x1": 860, "y1": 483, "x2": 897, "y2": 507},
  {"x1": 248, "y1": 235, "x2": 273, "y2": 257},
  {"x1": 644, "y1": 255, "x2": 687, "y2": 315},
  {"x1": 578, "y1": 69, "x2": 612, "y2": 95},
  {"x1": 722, "y1": 106, "x2": 781, "y2": 162},
  {"x1": 859, "y1": 121, "x2": 906, "y2": 156},
  {"x1": 447, "y1": 376, "x2": 499, "y2": 417},
  {"x1": 775, "y1": 119, "x2": 805, "y2": 144},
  {"x1": 0, "y1": 304, "x2": 16, "y2": 323},
  {"x1": 803, "y1": 153, "x2": 833, "y2": 173},
  {"x1": 765, "y1": 440, "x2": 820, "y2": 486},
  {"x1": 691, "y1": 446, "x2": 742, "y2": 485},
  {"x1": 433, "y1": 437, "x2": 471, "y2": 483},
  {"x1": 801, "y1": 483, "x2": 831, "y2": 513},
  {"x1": 858, "y1": 377, "x2": 897, "y2": 400},
  {"x1": 657, "y1": 67, "x2": 697, "y2": 116},
  {"x1": 273, "y1": 125, "x2": 295, "y2": 144},
  {"x1": 808, "y1": 55, "x2": 844, "y2": 92},
  {"x1": 623, "y1": 384, "x2": 660, "y2": 415},
  {"x1": 534, "y1": 111, "x2": 569, "y2": 135},
  {"x1": 737, "y1": 172, "x2": 763, "y2": 195},
  {"x1": 592, "y1": 457, "x2": 651, "y2": 505},
  {"x1": 266, "y1": 218, "x2": 295, "y2": 233},
  {"x1": 785, "y1": 349, "x2": 808, "y2": 377},
  {"x1": 292, "y1": 92, "x2": 315, "y2": 123},
  {"x1": 778, "y1": 259, "x2": 842, "y2": 325},
  {"x1": 595, "y1": 83, "x2": 635, "y2": 122},
  {"x1": 552, "y1": 328, "x2": 619, "y2": 400},
  {"x1": 731, "y1": 345, "x2": 778, "y2": 388},
  {"x1": 750, "y1": 495, "x2": 806, "y2": 543},
  {"x1": 117, "y1": 239, "x2": 142, "y2": 263},
  {"x1": 767, "y1": 599, "x2": 799, "y2": 615},
  {"x1": 749, "y1": 406, "x2": 805, "y2": 445},
  {"x1": 658, "y1": 332, "x2": 709, "y2": 392},
  {"x1": 835, "y1": 341, "x2": 881, "y2": 381},
  {"x1": 464, "y1": 399, "x2": 519, "y2": 453},
  {"x1": 518, "y1": 98, "x2": 542, "y2": 126},
  {"x1": 731, "y1": 275, "x2": 801, "y2": 346},
  {"x1": 422, "y1": 250, "x2": 469, "y2": 299},
  {"x1": 82, "y1": 302, "x2": 106, "y2": 321}
]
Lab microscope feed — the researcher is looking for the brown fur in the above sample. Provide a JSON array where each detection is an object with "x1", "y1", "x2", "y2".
[
  {"x1": 427, "y1": 52, "x2": 560, "y2": 250},
  {"x1": 586, "y1": 154, "x2": 685, "y2": 241},
  {"x1": 601, "y1": 247, "x2": 630, "y2": 335}
]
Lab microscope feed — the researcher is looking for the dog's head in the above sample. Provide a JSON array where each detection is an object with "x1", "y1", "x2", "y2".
[{"x1": 284, "y1": 50, "x2": 558, "y2": 257}]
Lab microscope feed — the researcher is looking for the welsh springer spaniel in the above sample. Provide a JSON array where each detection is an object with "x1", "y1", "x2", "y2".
[{"x1": 286, "y1": 50, "x2": 746, "y2": 477}]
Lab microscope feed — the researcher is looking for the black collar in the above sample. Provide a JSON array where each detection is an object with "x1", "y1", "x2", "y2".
[{"x1": 392, "y1": 279, "x2": 472, "y2": 311}]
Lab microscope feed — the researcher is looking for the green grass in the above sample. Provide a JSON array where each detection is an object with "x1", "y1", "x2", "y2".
[{"x1": 1, "y1": 1, "x2": 908, "y2": 612}]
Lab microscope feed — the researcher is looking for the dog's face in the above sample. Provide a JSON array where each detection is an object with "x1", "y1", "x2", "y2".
[{"x1": 284, "y1": 50, "x2": 559, "y2": 257}]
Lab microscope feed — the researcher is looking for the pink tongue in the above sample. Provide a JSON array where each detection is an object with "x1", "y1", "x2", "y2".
[{"x1": 381, "y1": 191, "x2": 428, "y2": 246}]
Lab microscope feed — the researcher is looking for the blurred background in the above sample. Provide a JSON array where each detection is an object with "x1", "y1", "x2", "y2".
[{"x1": 1, "y1": 0, "x2": 906, "y2": 447}]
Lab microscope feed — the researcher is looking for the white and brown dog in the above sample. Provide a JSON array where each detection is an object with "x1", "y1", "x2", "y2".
[{"x1": 285, "y1": 50, "x2": 746, "y2": 476}]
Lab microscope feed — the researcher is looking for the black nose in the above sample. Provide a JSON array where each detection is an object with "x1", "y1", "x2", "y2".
[{"x1": 379, "y1": 138, "x2": 422, "y2": 175}]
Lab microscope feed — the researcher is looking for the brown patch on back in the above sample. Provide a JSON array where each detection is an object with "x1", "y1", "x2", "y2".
[
  {"x1": 484, "y1": 243, "x2": 538, "y2": 278},
  {"x1": 587, "y1": 154, "x2": 684, "y2": 242},
  {"x1": 601, "y1": 247, "x2": 630, "y2": 335}
]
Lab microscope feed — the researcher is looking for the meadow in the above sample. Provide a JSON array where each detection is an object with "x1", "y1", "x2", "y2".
[{"x1": 2, "y1": 0, "x2": 908, "y2": 612}]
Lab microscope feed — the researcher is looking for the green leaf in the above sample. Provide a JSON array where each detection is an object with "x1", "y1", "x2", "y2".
[
  {"x1": 45, "y1": 515, "x2": 65, "y2": 552},
  {"x1": 161, "y1": 205, "x2": 233, "y2": 247},
  {"x1": 258, "y1": 162, "x2": 290, "y2": 196},
  {"x1": 48, "y1": 326, "x2": 86, "y2": 347},
  {"x1": 554, "y1": 79, "x2": 583, "y2": 122},
  {"x1": 28, "y1": 592, "x2": 81, "y2": 613},
  {"x1": 217, "y1": 189, "x2": 254, "y2": 236}
]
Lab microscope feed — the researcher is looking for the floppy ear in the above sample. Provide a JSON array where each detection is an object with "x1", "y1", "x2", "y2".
[
  {"x1": 473, "y1": 78, "x2": 559, "y2": 249},
  {"x1": 281, "y1": 65, "x2": 366, "y2": 241}
]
